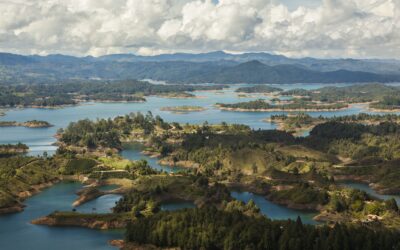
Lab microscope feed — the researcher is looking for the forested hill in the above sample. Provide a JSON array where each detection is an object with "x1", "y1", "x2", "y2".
[
  {"x1": 198, "y1": 60, "x2": 398, "y2": 84},
  {"x1": 1, "y1": 52, "x2": 400, "y2": 84}
]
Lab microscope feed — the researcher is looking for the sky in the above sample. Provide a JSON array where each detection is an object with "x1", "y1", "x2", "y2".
[{"x1": 0, "y1": 0, "x2": 398, "y2": 58}]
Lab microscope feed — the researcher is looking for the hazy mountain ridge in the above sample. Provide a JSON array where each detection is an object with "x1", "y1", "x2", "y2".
[{"x1": 0, "y1": 51, "x2": 399, "y2": 84}]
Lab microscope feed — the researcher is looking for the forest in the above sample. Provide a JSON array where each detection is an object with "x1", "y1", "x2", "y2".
[
  {"x1": 281, "y1": 83, "x2": 400, "y2": 105},
  {"x1": 4, "y1": 111, "x2": 400, "y2": 249},
  {"x1": 216, "y1": 99, "x2": 347, "y2": 111},
  {"x1": 125, "y1": 207, "x2": 400, "y2": 250},
  {"x1": 0, "y1": 80, "x2": 226, "y2": 107}
]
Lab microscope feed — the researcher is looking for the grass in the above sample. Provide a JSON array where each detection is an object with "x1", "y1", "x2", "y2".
[
  {"x1": 98, "y1": 156, "x2": 133, "y2": 170},
  {"x1": 277, "y1": 145, "x2": 337, "y2": 163}
]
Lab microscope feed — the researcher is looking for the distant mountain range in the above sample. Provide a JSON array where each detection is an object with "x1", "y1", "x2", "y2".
[{"x1": 0, "y1": 51, "x2": 399, "y2": 84}]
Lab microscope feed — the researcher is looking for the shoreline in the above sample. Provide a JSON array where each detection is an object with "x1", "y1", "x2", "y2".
[
  {"x1": 0, "y1": 178, "x2": 61, "y2": 215},
  {"x1": 0, "y1": 175, "x2": 95, "y2": 215},
  {"x1": 31, "y1": 212, "x2": 128, "y2": 230},
  {"x1": 216, "y1": 105, "x2": 349, "y2": 112},
  {"x1": 0, "y1": 121, "x2": 53, "y2": 128}
]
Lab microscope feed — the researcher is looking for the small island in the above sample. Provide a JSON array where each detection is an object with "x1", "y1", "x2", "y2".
[
  {"x1": 235, "y1": 85, "x2": 283, "y2": 93},
  {"x1": 79, "y1": 94, "x2": 146, "y2": 103},
  {"x1": 216, "y1": 99, "x2": 348, "y2": 112},
  {"x1": 0, "y1": 143, "x2": 29, "y2": 156},
  {"x1": 156, "y1": 92, "x2": 197, "y2": 99},
  {"x1": 0, "y1": 120, "x2": 53, "y2": 128},
  {"x1": 160, "y1": 106, "x2": 206, "y2": 114}
]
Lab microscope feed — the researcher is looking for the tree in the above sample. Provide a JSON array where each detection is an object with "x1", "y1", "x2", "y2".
[{"x1": 252, "y1": 162, "x2": 258, "y2": 174}]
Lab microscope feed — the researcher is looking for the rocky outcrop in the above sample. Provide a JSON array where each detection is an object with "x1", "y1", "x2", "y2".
[
  {"x1": 109, "y1": 240, "x2": 179, "y2": 250},
  {"x1": 73, "y1": 188, "x2": 104, "y2": 207},
  {"x1": 0, "y1": 204, "x2": 24, "y2": 214},
  {"x1": 18, "y1": 179, "x2": 60, "y2": 199}
]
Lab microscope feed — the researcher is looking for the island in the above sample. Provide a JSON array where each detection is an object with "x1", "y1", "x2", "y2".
[
  {"x1": 0, "y1": 143, "x2": 29, "y2": 157},
  {"x1": 0, "y1": 120, "x2": 53, "y2": 128},
  {"x1": 78, "y1": 94, "x2": 146, "y2": 103},
  {"x1": 0, "y1": 80, "x2": 226, "y2": 108},
  {"x1": 280, "y1": 83, "x2": 400, "y2": 112},
  {"x1": 155, "y1": 92, "x2": 196, "y2": 99},
  {"x1": 216, "y1": 99, "x2": 348, "y2": 112},
  {"x1": 267, "y1": 113, "x2": 400, "y2": 136},
  {"x1": 160, "y1": 106, "x2": 206, "y2": 114},
  {"x1": 235, "y1": 85, "x2": 283, "y2": 93}
]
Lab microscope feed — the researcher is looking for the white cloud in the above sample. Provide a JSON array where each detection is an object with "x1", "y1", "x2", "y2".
[{"x1": 0, "y1": 0, "x2": 398, "y2": 58}]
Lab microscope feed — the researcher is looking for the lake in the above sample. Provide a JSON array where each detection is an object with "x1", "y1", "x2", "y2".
[
  {"x1": 1, "y1": 83, "x2": 399, "y2": 249},
  {"x1": 0, "y1": 182, "x2": 123, "y2": 250},
  {"x1": 231, "y1": 191, "x2": 318, "y2": 225},
  {"x1": 120, "y1": 143, "x2": 186, "y2": 173},
  {"x1": 1, "y1": 83, "x2": 395, "y2": 156}
]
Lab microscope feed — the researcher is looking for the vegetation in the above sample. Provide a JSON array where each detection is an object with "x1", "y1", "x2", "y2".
[
  {"x1": 268, "y1": 182, "x2": 329, "y2": 207},
  {"x1": 280, "y1": 83, "x2": 400, "y2": 111},
  {"x1": 0, "y1": 80, "x2": 226, "y2": 107},
  {"x1": 217, "y1": 99, "x2": 347, "y2": 111},
  {"x1": 114, "y1": 175, "x2": 231, "y2": 216},
  {"x1": 126, "y1": 207, "x2": 400, "y2": 250},
  {"x1": 3, "y1": 110, "x2": 400, "y2": 247},
  {"x1": 0, "y1": 155, "x2": 65, "y2": 211},
  {"x1": 160, "y1": 106, "x2": 206, "y2": 113},
  {"x1": 60, "y1": 118, "x2": 122, "y2": 149},
  {"x1": 0, "y1": 143, "x2": 29, "y2": 156},
  {"x1": 268, "y1": 113, "x2": 400, "y2": 135},
  {"x1": 0, "y1": 120, "x2": 52, "y2": 128},
  {"x1": 235, "y1": 85, "x2": 282, "y2": 93},
  {"x1": 370, "y1": 96, "x2": 400, "y2": 110}
]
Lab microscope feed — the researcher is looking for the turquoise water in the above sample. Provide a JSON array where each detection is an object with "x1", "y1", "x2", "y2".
[
  {"x1": 160, "y1": 201, "x2": 196, "y2": 211},
  {"x1": 231, "y1": 191, "x2": 318, "y2": 225},
  {"x1": 2, "y1": 83, "x2": 397, "y2": 156},
  {"x1": 0, "y1": 182, "x2": 123, "y2": 250},
  {"x1": 340, "y1": 181, "x2": 400, "y2": 205},
  {"x1": 120, "y1": 143, "x2": 187, "y2": 173}
]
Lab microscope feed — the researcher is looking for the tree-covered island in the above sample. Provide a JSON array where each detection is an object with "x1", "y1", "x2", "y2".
[
  {"x1": 160, "y1": 106, "x2": 206, "y2": 114},
  {"x1": 216, "y1": 99, "x2": 348, "y2": 111},
  {"x1": 0, "y1": 120, "x2": 53, "y2": 128},
  {"x1": 266, "y1": 113, "x2": 400, "y2": 136},
  {"x1": 0, "y1": 80, "x2": 226, "y2": 108}
]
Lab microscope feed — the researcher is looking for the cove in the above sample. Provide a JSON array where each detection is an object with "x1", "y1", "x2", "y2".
[
  {"x1": 0, "y1": 182, "x2": 123, "y2": 250},
  {"x1": 231, "y1": 191, "x2": 318, "y2": 225},
  {"x1": 340, "y1": 181, "x2": 400, "y2": 205},
  {"x1": 120, "y1": 142, "x2": 187, "y2": 173}
]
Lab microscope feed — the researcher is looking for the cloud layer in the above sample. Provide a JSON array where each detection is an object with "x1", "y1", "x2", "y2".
[{"x1": 0, "y1": 0, "x2": 398, "y2": 58}]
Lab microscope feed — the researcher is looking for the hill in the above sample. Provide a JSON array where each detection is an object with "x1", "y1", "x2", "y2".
[{"x1": 0, "y1": 52, "x2": 399, "y2": 84}]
